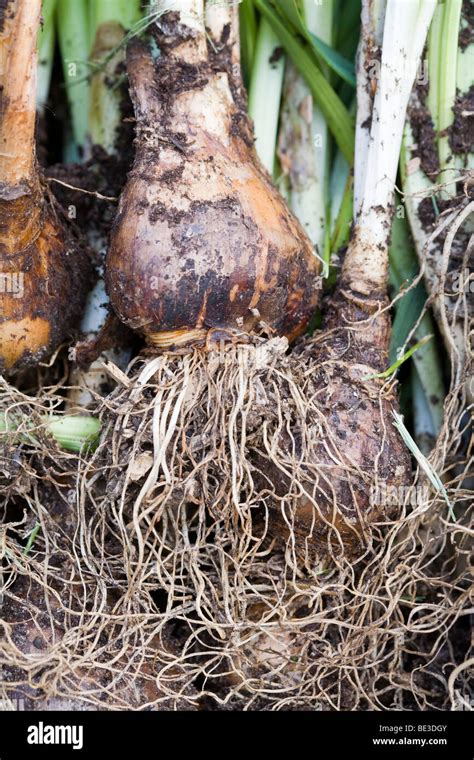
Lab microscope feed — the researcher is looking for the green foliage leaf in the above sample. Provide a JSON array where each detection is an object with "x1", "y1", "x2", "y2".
[
  {"x1": 275, "y1": 0, "x2": 355, "y2": 85},
  {"x1": 254, "y1": 0, "x2": 354, "y2": 163}
]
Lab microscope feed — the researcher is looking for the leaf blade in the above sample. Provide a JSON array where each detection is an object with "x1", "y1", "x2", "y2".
[{"x1": 254, "y1": 0, "x2": 354, "y2": 163}]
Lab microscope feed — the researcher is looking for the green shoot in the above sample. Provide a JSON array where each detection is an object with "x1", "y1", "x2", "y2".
[
  {"x1": 57, "y1": 0, "x2": 91, "y2": 150},
  {"x1": 248, "y1": 17, "x2": 286, "y2": 174},
  {"x1": 254, "y1": 0, "x2": 354, "y2": 163},
  {"x1": 363, "y1": 336, "x2": 433, "y2": 381},
  {"x1": 392, "y1": 411, "x2": 455, "y2": 520},
  {"x1": 330, "y1": 170, "x2": 353, "y2": 254},
  {"x1": 389, "y1": 211, "x2": 445, "y2": 433},
  {"x1": 436, "y1": 0, "x2": 463, "y2": 192},
  {"x1": 411, "y1": 366, "x2": 436, "y2": 454},
  {"x1": 23, "y1": 523, "x2": 41, "y2": 555},
  {"x1": 240, "y1": 0, "x2": 258, "y2": 85},
  {"x1": 277, "y1": 0, "x2": 355, "y2": 86},
  {"x1": 277, "y1": 0, "x2": 335, "y2": 264},
  {"x1": 91, "y1": 0, "x2": 141, "y2": 31},
  {"x1": 88, "y1": 0, "x2": 141, "y2": 152},
  {"x1": 401, "y1": 0, "x2": 472, "y2": 382},
  {"x1": 329, "y1": 97, "x2": 355, "y2": 255},
  {"x1": 37, "y1": 0, "x2": 58, "y2": 111},
  {"x1": 0, "y1": 413, "x2": 101, "y2": 453},
  {"x1": 426, "y1": 2, "x2": 442, "y2": 134}
]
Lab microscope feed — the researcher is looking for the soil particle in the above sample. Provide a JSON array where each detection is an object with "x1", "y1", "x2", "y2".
[
  {"x1": 160, "y1": 164, "x2": 185, "y2": 185},
  {"x1": 409, "y1": 107, "x2": 440, "y2": 177},
  {"x1": 417, "y1": 195, "x2": 451, "y2": 231},
  {"x1": 417, "y1": 193, "x2": 470, "y2": 285},
  {"x1": 459, "y1": 0, "x2": 474, "y2": 50},
  {"x1": 448, "y1": 85, "x2": 474, "y2": 159},
  {"x1": 149, "y1": 37, "x2": 210, "y2": 101},
  {"x1": 221, "y1": 22, "x2": 231, "y2": 46},
  {"x1": 153, "y1": 10, "x2": 201, "y2": 53},
  {"x1": 0, "y1": 0, "x2": 13, "y2": 33},
  {"x1": 269, "y1": 47, "x2": 284, "y2": 65},
  {"x1": 148, "y1": 201, "x2": 167, "y2": 224},
  {"x1": 46, "y1": 140, "x2": 132, "y2": 249},
  {"x1": 206, "y1": 29, "x2": 254, "y2": 147},
  {"x1": 231, "y1": 111, "x2": 254, "y2": 148}
]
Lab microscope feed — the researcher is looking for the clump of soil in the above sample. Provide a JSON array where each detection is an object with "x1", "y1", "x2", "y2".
[
  {"x1": 459, "y1": 0, "x2": 474, "y2": 50},
  {"x1": 0, "y1": 0, "x2": 14, "y2": 32},
  {"x1": 417, "y1": 195, "x2": 452, "y2": 230},
  {"x1": 409, "y1": 106, "x2": 440, "y2": 177},
  {"x1": 449, "y1": 85, "x2": 474, "y2": 159}
]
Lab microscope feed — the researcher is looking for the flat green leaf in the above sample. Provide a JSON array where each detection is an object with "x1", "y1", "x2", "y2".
[
  {"x1": 389, "y1": 212, "x2": 428, "y2": 364},
  {"x1": 307, "y1": 31, "x2": 356, "y2": 87},
  {"x1": 390, "y1": 284, "x2": 427, "y2": 364},
  {"x1": 275, "y1": 0, "x2": 302, "y2": 31},
  {"x1": 275, "y1": 0, "x2": 356, "y2": 86},
  {"x1": 239, "y1": 0, "x2": 258, "y2": 84},
  {"x1": 331, "y1": 173, "x2": 353, "y2": 251},
  {"x1": 254, "y1": 0, "x2": 354, "y2": 163},
  {"x1": 335, "y1": 0, "x2": 362, "y2": 57}
]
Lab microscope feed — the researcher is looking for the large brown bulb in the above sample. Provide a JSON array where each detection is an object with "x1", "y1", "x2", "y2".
[
  {"x1": 0, "y1": 0, "x2": 89, "y2": 375},
  {"x1": 106, "y1": 24, "x2": 320, "y2": 349},
  {"x1": 0, "y1": 178, "x2": 89, "y2": 374}
]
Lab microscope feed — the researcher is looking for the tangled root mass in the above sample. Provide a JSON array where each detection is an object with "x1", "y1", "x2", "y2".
[{"x1": 0, "y1": 329, "x2": 471, "y2": 710}]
